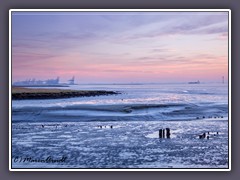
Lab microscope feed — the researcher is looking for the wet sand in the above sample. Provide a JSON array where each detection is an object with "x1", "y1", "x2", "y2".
[{"x1": 11, "y1": 120, "x2": 229, "y2": 168}]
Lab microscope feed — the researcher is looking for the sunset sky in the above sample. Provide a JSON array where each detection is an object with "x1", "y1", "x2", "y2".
[{"x1": 12, "y1": 11, "x2": 229, "y2": 83}]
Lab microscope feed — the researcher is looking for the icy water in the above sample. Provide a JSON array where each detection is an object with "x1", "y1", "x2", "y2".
[{"x1": 11, "y1": 83, "x2": 229, "y2": 169}]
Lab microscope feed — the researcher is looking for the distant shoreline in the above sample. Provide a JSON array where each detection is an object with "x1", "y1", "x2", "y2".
[
  {"x1": 13, "y1": 85, "x2": 70, "y2": 87},
  {"x1": 12, "y1": 87, "x2": 119, "y2": 100}
]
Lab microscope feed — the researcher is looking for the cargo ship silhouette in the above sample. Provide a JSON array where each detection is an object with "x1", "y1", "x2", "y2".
[{"x1": 188, "y1": 80, "x2": 200, "y2": 84}]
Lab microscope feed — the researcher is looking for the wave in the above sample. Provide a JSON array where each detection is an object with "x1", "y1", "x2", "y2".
[{"x1": 12, "y1": 103, "x2": 228, "y2": 123}]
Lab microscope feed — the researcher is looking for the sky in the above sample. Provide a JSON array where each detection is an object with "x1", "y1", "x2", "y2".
[{"x1": 12, "y1": 11, "x2": 229, "y2": 83}]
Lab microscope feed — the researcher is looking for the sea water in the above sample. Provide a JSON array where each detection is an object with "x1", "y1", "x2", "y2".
[
  {"x1": 12, "y1": 83, "x2": 228, "y2": 108},
  {"x1": 11, "y1": 83, "x2": 229, "y2": 168}
]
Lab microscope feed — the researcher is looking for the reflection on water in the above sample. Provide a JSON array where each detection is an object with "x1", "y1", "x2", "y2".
[{"x1": 12, "y1": 83, "x2": 228, "y2": 108}]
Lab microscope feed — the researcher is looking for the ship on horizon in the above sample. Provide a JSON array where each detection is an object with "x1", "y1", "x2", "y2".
[{"x1": 188, "y1": 80, "x2": 200, "y2": 84}]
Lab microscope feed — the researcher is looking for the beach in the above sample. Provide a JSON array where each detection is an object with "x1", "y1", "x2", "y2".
[
  {"x1": 12, "y1": 119, "x2": 228, "y2": 168},
  {"x1": 11, "y1": 83, "x2": 229, "y2": 168}
]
